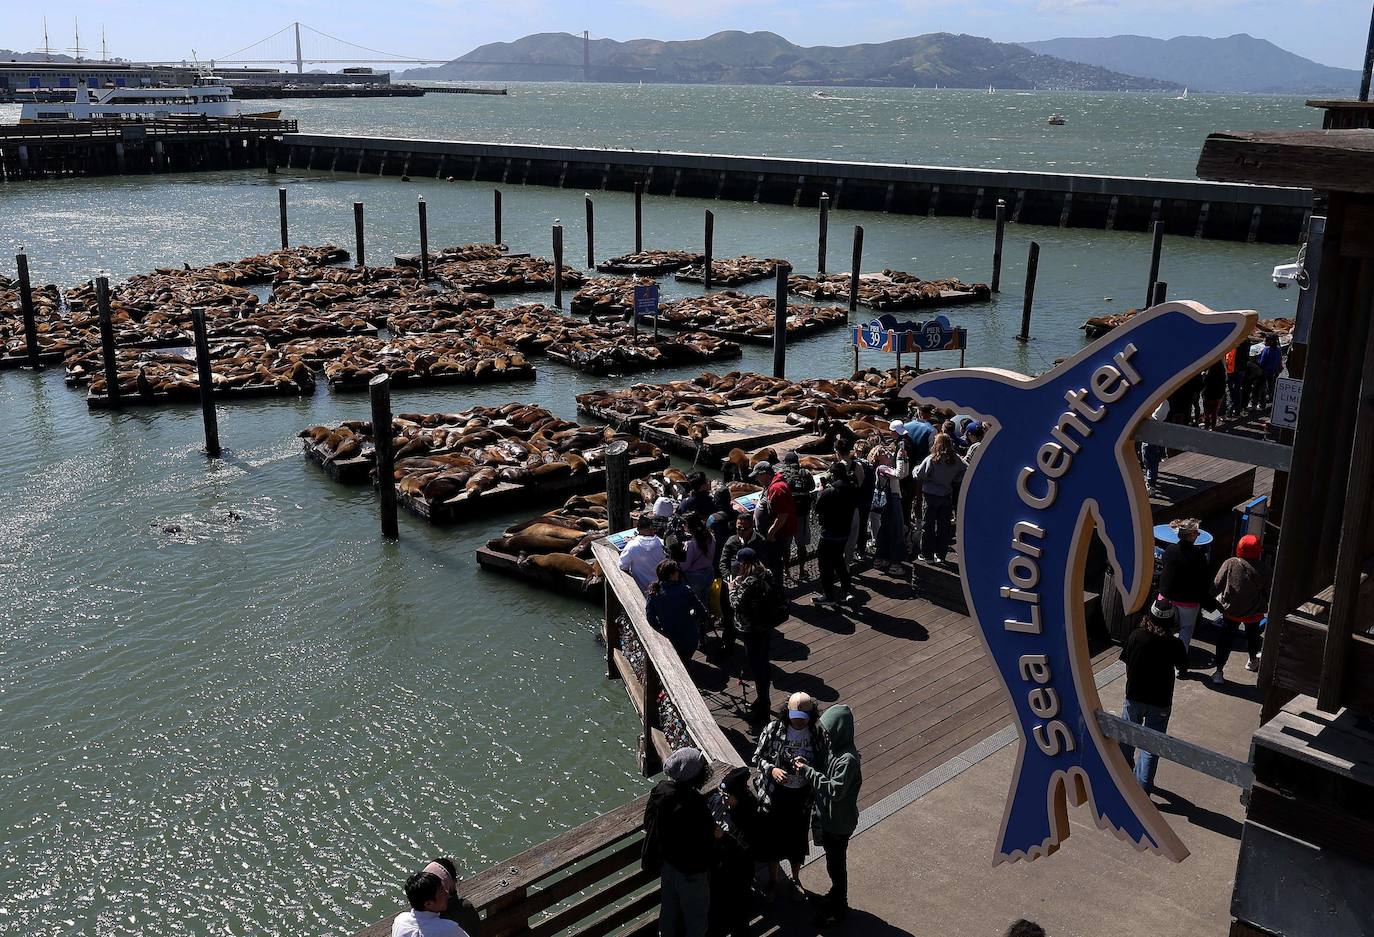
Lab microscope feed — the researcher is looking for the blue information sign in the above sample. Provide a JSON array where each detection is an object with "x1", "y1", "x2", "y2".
[
  {"x1": 851, "y1": 314, "x2": 966, "y2": 353},
  {"x1": 633, "y1": 283, "x2": 660, "y2": 320}
]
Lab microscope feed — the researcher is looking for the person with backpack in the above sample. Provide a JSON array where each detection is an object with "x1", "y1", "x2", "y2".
[
  {"x1": 1202, "y1": 360, "x2": 1227, "y2": 431},
  {"x1": 647, "y1": 559, "x2": 709, "y2": 664},
  {"x1": 796, "y1": 704, "x2": 861, "y2": 926},
  {"x1": 779, "y1": 451, "x2": 816, "y2": 583},
  {"x1": 752, "y1": 692, "x2": 828, "y2": 901},
  {"x1": 729, "y1": 548, "x2": 786, "y2": 721},
  {"x1": 642, "y1": 747, "x2": 715, "y2": 937},
  {"x1": 1119, "y1": 599, "x2": 1189, "y2": 794},
  {"x1": 1157, "y1": 518, "x2": 1211, "y2": 675},
  {"x1": 1212, "y1": 534, "x2": 1269, "y2": 684},
  {"x1": 750, "y1": 462, "x2": 797, "y2": 585}
]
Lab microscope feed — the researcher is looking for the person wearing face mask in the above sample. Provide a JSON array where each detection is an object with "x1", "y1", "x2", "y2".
[{"x1": 751, "y1": 692, "x2": 828, "y2": 900}]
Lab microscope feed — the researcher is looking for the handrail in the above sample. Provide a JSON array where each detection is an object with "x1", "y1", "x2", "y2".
[
  {"x1": 591, "y1": 538, "x2": 745, "y2": 772},
  {"x1": 0, "y1": 117, "x2": 297, "y2": 142}
]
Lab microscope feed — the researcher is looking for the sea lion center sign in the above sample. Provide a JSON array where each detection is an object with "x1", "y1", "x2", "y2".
[{"x1": 903, "y1": 301, "x2": 1255, "y2": 864}]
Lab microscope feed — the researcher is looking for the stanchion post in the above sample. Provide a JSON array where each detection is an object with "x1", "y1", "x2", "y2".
[
  {"x1": 1017, "y1": 241, "x2": 1039, "y2": 344},
  {"x1": 703, "y1": 210, "x2": 714, "y2": 290},
  {"x1": 992, "y1": 199, "x2": 1006, "y2": 293},
  {"x1": 849, "y1": 226, "x2": 864, "y2": 312},
  {"x1": 96, "y1": 275, "x2": 121, "y2": 407},
  {"x1": 369, "y1": 374, "x2": 399, "y2": 540},
  {"x1": 773, "y1": 262, "x2": 791, "y2": 378},
  {"x1": 353, "y1": 201, "x2": 365, "y2": 268},
  {"x1": 16, "y1": 252, "x2": 41, "y2": 369},
  {"x1": 418, "y1": 196, "x2": 430, "y2": 280},
  {"x1": 606, "y1": 439, "x2": 631, "y2": 534},
  {"x1": 1145, "y1": 220, "x2": 1164, "y2": 308},
  {"x1": 278, "y1": 187, "x2": 288, "y2": 250},
  {"x1": 1151, "y1": 280, "x2": 1167, "y2": 306},
  {"x1": 633, "y1": 181, "x2": 643, "y2": 253},
  {"x1": 494, "y1": 189, "x2": 503, "y2": 245},
  {"x1": 553, "y1": 223, "x2": 564, "y2": 308},
  {"x1": 190, "y1": 307, "x2": 221, "y2": 457},
  {"x1": 818, "y1": 192, "x2": 830, "y2": 274},
  {"x1": 585, "y1": 195, "x2": 595, "y2": 269}
]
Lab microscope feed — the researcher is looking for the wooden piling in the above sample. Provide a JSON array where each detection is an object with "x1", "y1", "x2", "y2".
[
  {"x1": 640, "y1": 665, "x2": 662, "y2": 776},
  {"x1": 493, "y1": 189, "x2": 503, "y2": 245},
  {"x1": 190, "y1": 307, "x2": 221, "y2": 457},
  {"x1": 633, "y1": 181, "x2": 643, "y2": 253},
  {"x1": 703, "y1": 210, "x2": 714, "y2": 290},
  {"x1": 1017, "y1": 241, "x2": 1039, "y2": 344},
  {"x1": 1145, "y1": 220, "x2": 1164, "y2": 308},
  {"x1": 353, "y1": 201, "x2": 365, "y2": 268},
  {"x1": 369, "y1": 374, "x2": 399, "y2": 540},
  {"x1": 585, "y1": 195, "x2": 595, "y2": 269},
  {"x1": 553, "y1": 223, "x2": 565, "y2": 309},
  {"x1": 278, "y1": 187, "x2": 288, "y2": 250},
  {"x1": 605, "y1": 439, "x2": 631, "y2": 534},
  {"x1": 773, "y1": 262, "x2": 791, "y2": 378},
  {"x1": 818, "y1": 192, "x2": 830, "y2": 274},
  {"x1": 418, "y1": 197, "x2": 430, "y2": 280},
  {"x1": 992, "y1": 199, "x2": 1006, "y2": 293},
  {"x1": 1151, "y1": 280, "x2": 1167, "y2": 306},
  {"x1": 15, "y1": 253, "x2": 41, "y2": 369},
  {"x1": 95, "y1": 276, "x2": 121, "y2": 407},
  {"x1": 849, "y1": 226, "x2": 864, "y2": 312}
]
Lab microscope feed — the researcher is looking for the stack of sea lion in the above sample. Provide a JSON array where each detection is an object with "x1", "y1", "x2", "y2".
[
  {"x1": 397, "y1": 243, "x2": 508, "y2": 268},
  {"x1": 83, "y1": 343, "x2": 313, "y2": 401},
  {"x1": 546, "y1": 327, "x2": 740, "y2": 376},
  {"x1": 674, "y1": 256, "x2": 787, "y2": 286},
  {"x1": 207, "y1": 305, "x2": 378, "y2": 342},
  {"x1": 1083, "y1": 307, "x2": 1294, "y2": 344},
  {"x1": 596, "y1": 250, "x2": 704, "y2": 275},
  {"x1": 0, "y1": 278, "x2": 70, "y2": 360},
  {"x1": 788, "y1": 270, "x2": 991, "y2": 309},
  {"x1": 201, "y1": 245, "x2": 349, "y2": 284},
  {"x1": 464, "y1": 304, "x2": 607, "y2": 354},
  {"x1": 433, "y1": 255, "x2": 586, "y2": 294},
  {"x1": 570, "y1": 276, "x2": 656, "y2": 319},
  {"x1": 269, "y1": 265, "x2": 428, "y2": 307},
  {"x1": 576, "y1": 376, "x2": 734, "y2": 423},
  {"x1": 649, "y1": 292, "x2": 847, "y2": 340},
  {"x1": 321, "y1": 334, "x2": 534, "y2": 389}
]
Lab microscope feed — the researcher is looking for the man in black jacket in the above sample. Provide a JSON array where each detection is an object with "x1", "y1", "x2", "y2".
[
  {"x1": 815, "y1": 463, "x2": 859, "y2": 609},
  {"x1": 1119, "y1": 600, "x2": 1189, "y2": 795},
  {"x1": 643, "y1": 747, "x2": 715, "y2": 937},
  {"x1": 1157, "y1": 518, "x2": 1210, "y2": 676},
  {"x1": 716, "y1": 513, "x2": 766, "y2": 654}
]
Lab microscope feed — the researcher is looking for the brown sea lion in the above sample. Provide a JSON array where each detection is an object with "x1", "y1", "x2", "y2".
[
  {"x1": 518, "y1": 552, "x2": 601, "y2": 582},
  {"x1": 489, "y1": 533, "x2": 578, "y2": 555}
]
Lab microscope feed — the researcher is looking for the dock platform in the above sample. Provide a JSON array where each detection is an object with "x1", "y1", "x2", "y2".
[
  {"x1": 475, "y1": 546, "x2": 603, "y2": 603},
  {"x1": 638, "y1": 406, "x2": 809, "y2": 460}
]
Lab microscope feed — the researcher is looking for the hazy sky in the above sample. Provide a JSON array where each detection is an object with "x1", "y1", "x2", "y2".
[{"x1": 4, "y1": 1, "x2": 1370, "y2": 70}]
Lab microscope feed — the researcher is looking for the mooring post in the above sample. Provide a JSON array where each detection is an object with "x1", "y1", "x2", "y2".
[
  {"x1": 16, "y1": 252, "x2": 41, "y2": 369},
  {"x1": 95, "y1": 276, "x2": 121, "y2": 407},
  {"x1": 278, "y1": 187, "x2": 289, "y2": 250},
  {"x1": 1151, "y1": 280, "x2": 1168, "y2": 306},
  {"x1": 640, "y1": 664, "x2": 662, "y2": 776},
  {"x1": 584, "y1": 195, "x2": 596, "y2": 269},
  {"x1": 633, "y1": 181, "x2": 643, "y2": 253},
  {"x1": 415, "y1": 196, "x2": 430, "y2": 281},
  {"x1": 606, "y1": 439, "x2": 631, "y2": 534},
  {"x1": 818, "y1": 192, "x2": 830, "y2": 274},
  {"x1": 1145, "y1": 220, "x2": 1164, "y2": 308},
  {"x1": 353, "y1": 201, "x2": 365, "y2": 268},
  {"x1": 1017, "y1": 241, "x2": 1039, "y2": 344},
  {"x1": 190, "y1": 307, "x2": 221, "y2": 456},
  {"x1": 773, "y1": 262, "x2": 791, "y2": 378},
  {"x1": 703, "y1": 210, "x2": 714, "y2": 290},
  {"x1": 992, "y1": 199, "x2": 1006, "y2": 293},
  {"x1": 368, "y1": 374, "x2": 399, "y2": 540},
  {"x1": 849, "y1": 225, "x2": 864, "y2": 312},
  {"x1": 553, "y1": 222, "x2": 564, "y2": 308},
  {"x1": 493, "y1": 189, "x2": 503, "y2": 245}
]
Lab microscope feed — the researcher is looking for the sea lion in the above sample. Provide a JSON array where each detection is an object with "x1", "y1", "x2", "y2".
[
  {"x1": 518, "y1": 552, "x2": 601, "y2": 583},
  {"x1": 531, "y1": 461, "x2": 572, "y2": 479}
]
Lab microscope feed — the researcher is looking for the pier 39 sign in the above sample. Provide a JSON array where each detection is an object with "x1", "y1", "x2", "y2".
[{"x1": 903, "y1": 301, "x2": 1255, "y2": 864}]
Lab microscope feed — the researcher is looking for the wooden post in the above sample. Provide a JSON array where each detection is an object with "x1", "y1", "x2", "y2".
[
  {"x1": 585, "y1": 195, "x2": 595, "y2": 269},
  {"x1": 992, "y1": 199, "x2": 1006, "y2": 293},
  {"x1": 606, "y1": 439, "x2": 631, "y2": 533},
  {"x1": 633, "y1": 181, "x2": 643, "y2": 253},
  {"x1": 1151, "y1": 280, "x2": 1167, "y2": 306},
  {"x1": 95, "y1": 276, "x2": 121, "y2": 407},
  {"x1": 353, "y1": 201, "x2": 365, "y2": 268},
  {"x1": 370, "y1": 374, "x2": 399, "y2": 540},
  {"x1": 818, "y1": 192, "x2": 830, "y2": 274},
  {"x1": 190, "y1": 307, "x2": 221, "y2": 457},
  {"x1": 493, "y1": 189, "x2": 503, "y2": 245},
  {"x1": 278, "y1": 187, "x2": 288, "y2": 250},
  {"x1": 849, "y1": 226, "x2": 863, "y2": 312},
  {"x1": 418, "y1": 196, "x2": 430, "y2": 280},
  {"x1": 703, "y1": 210, "x2": 714, "y2": 290},
  {"x1": 552, "y1": 223, "x2": 564, "y2": 308},
  {"x1": 15, "y1": 253, "x2": 42, "y2": 369},
  {"x1": 773, "y1": 262, "x2": 791, "y2": 378},
  {"x1": 1017, "y1": 241, "x2": 1039, "y2": 344},
  {"x1": 1145, "y1": 220, "x2": 1164, "y2": 308}
]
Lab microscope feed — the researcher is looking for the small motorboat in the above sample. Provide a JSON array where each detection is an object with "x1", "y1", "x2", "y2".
[{"x1": 1046, "y1": 114, "x2": 1067, "y2": 125}]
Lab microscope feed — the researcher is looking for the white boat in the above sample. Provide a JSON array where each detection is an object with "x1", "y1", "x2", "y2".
[
  {"x1": 1046, "y1": 113, "x2": 1067, "y2": 125},
  {"x1": 813, "y1": 90, "x2": 834, "y2": 98},
  {"x1": 19, "y1": 78, "x2": 279, "y2": 123},
  {"x1": 987, "y1": 84, "x2": 994, "y2": 94},
  {"x1": 1175, "y1": 86, "x2": 1188, "y2": 100}
]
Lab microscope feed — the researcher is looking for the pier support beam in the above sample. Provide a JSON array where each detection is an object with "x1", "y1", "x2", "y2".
[
  {"x1": 369, "y1": 374, "x2": 399, "y2": 540},
  {"x1": 493, "y1": 189, "x2": 503, "y2": 245},
  {"x1": 849, "y1": 226, "x2": 864, "y2": 313},
  {"x1": 773, "y1": 262, "x2": 791, "y2": 378},
  {"x1": 992, "y1": 199, "x2": 1006, "y2": 293},
  {"x1": 585, "y1": 196, "x2": 595, "y2": 270},
  {"x1": 191, "y1": 307, "x2": 221, "y2": 457},
  {"x1": 703, "y1": 211, "x2": 714, "y2": 290},
  {"x1": 1017, "y1": 241, "x2": 1039, "y2": 344},
  {"x1": 1151, "y1": 280, "x2": 1167, "y2": 306},
  {"x1": 278, "y1": 187, "x2": 289, "y2": 250},
  {"x1": 418, "y1": 196, "x2": 430, "y2": 280},
  {"x1": 552, "y1": 223, "x2": 564, "y2": 308},
  {"x1": 353, "y1": 201, "x2": 366, "y2": 268},
  {"x1": 606, "y1": 440, "x2": 631, "y2": 535},
  {"x1": 16, "y1": 252, "x2": 41, "y2": 369},
  {"x1": 1145, "y1": 220, "x2": 1164, "y2": 308},
  {"x1": 96, "y1": 276, "x2": 121, "y2": 408},
  {"x1": 818, "y1": 192, "x2": 830, "y2": 274}
]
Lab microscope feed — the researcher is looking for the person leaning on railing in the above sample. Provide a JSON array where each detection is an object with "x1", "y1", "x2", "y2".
[{"x1": 642, "y1": 747, "x2": 715, "y2": 937}]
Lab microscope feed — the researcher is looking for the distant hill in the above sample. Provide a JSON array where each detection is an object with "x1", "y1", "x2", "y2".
[
  {"x1": 402, "y1": 31, "x2": 1179, "y2": 91},
  {"x1": 1020, "y1": 34, "x2": 1360, "y2": 94},
  {"x1": 0, "y1": 50, "x2": 82, "y2": 64}
]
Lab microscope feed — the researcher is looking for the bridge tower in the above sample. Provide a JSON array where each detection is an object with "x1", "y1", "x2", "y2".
[
  {"x1": 294, "y1": 21, "x2": 303, "y2": 75},
  {"x1": 583, "y1": 30, "x2": 590, "y2": 82}
]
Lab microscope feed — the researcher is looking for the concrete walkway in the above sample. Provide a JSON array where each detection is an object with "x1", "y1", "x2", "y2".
[{"x1": 788, "y1": 658, "x2": 1262, "y2": 937}]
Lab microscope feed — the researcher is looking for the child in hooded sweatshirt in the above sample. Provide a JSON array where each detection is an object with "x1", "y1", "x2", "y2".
[
  {"x1": 1212, "y1": 534, "x2": 1268, "y2": 684},
  {"x1": 796, "y1": 704, "x2": 861, "y2": 925}
]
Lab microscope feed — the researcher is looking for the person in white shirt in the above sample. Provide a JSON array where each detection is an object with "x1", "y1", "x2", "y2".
[
  {"x1": 392, "y1": 871, "x2": 467, "y2": 937},
  {"x1": 619, "y1": 513, "x2": 666, "y2": 593}
]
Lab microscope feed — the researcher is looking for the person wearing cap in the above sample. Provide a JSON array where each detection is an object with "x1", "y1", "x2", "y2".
[
  {"x1": 814, "y1": 461, "x2": 859, "y2": 609},
  {"x1": 1119, "y1": 599, "x2": 1189, "y2": 793},
  {"x1": 870, "y1": 428, "x2": 910, "y2": 575},
  {"x1": 642, "y1": 747, "x2": 714, "y2": 937},
  {"x1": 716, "y1": 513, "x2": 767, "y2": 654},
  {"x1": 729, "y1": 547, "x2": 786, "y2": 720},
  {"x1": 620, "y1": 512, "x2": 667, "y2": 594},
  {"x1": 964, "y1": 421, "x2": 986, "y2": 463},
  {"x1": 393, "y1": 870, "x2": 467, "y2": 937},
  {"x1": 750, "y1": 461, "x2": 798, "y2": 583},
  {"x1": 779, "y1": 450, "x2": 817, "y2": 583},
  {"x1": 751, "y1": 692, "x2": 829, "y2": 899},
  {"x1": 707, "y1": 766, "x2": 762, "y2": 937},
  {"x1": 420, "y1": 858, "x2": 481, "y2": 936},
  {"x1": 795, "y1": 704, "x2": 860, "y2": 925},
  {"x1": 1212, "y1": 534, "x2": 1268, "y2": 684},
  {"x1": 1157, "y1": 517, "x2": 1211, "y2": 675}
]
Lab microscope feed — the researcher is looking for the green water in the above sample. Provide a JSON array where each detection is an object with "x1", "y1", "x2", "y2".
[{"x1": 0, "y1": 86, "x2": 1309, "y2": 937}]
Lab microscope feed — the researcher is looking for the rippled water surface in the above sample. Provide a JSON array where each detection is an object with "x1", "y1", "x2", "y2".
[{"x1": 0, "y1": 85, "x2": 1309, "y2": 937}]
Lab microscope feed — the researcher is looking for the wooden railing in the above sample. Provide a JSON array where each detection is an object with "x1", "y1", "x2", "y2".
[
  {"x1": 0, "y1": 117, "x2": 298, "y2": 141},
  {"x1": 591, "y1": 537, "x2": 746, "y2": 775}
]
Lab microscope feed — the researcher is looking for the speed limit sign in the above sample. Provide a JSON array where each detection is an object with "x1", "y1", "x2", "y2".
[{"x1": 1271, "y1": 377, "x2": 1302, "y2": 429}]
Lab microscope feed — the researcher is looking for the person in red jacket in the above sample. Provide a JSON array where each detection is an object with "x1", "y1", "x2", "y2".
[
  {"x1": 751, "y1": 461, "x2": 797, "y2": 583},
  {"x1": 1212, "y1": 534, "x2": 1269, "y2": 684}
]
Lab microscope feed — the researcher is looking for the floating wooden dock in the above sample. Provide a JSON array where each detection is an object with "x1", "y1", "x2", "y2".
[
  {"x1": 87, "y1": 380, "x2": 314, "y2": 409},
  {"x1": 475, "y1": 545, "x2": 604, "y2": 603},
  {"x1": 302, "y1": 437, "x2": 375, "y2": 484},
  {"x1": 638, "y1": 405, "x2": 809, "y2": 460},
  {"x1": 326, "y1": 363, "x2": 536, "y2": 391}
]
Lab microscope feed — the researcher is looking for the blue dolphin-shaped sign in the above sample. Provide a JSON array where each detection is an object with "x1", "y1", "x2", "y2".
[{"x1": 903, "y1": 301, "x2": 1255, "y2": 864}]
